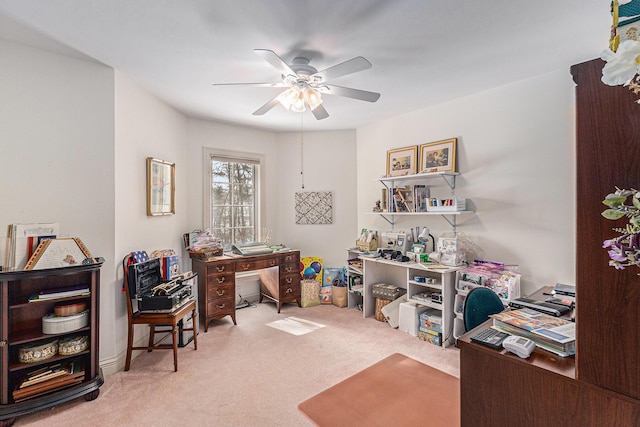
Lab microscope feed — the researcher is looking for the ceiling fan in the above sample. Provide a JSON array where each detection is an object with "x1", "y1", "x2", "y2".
[{"x1": 213, "y1": 49, "x2": 381, "y2": 120}]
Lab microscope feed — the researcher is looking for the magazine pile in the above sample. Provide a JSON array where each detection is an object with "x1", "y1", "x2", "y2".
[{"x1": 491, "y1": 308, "x2": 575, "y2": 357}]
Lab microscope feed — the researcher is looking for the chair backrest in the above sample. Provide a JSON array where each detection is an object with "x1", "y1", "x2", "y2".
[{"x1": 463, "y1": 287, "x2": 504, "y2": 332}]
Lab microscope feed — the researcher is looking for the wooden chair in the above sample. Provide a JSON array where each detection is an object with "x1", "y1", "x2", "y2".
[{"x1": 123, "y1": 254, "x2": 197, "y2": 372}]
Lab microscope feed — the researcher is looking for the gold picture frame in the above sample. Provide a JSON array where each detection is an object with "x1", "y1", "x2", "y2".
[
  {"x1": 419, "y1": 138, "x2": 457, "y2": 173},
  {"x1": 386, "y1": 146, "x2": 418, "y2": 177},
  {"x1": 147, "y1": 157, "x2": 175, "y2": 216}
]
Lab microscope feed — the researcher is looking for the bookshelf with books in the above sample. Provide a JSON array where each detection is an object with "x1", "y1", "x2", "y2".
[
  {"x1": 0, "y1": 259, "x2": 104, "y2": 426},
  {"x1": 369, "y1": 172, "x2": 474, "y2": 232}
]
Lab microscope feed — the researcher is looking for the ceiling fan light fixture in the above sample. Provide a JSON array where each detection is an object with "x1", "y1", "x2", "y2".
[
  {"x1": 304, "y1": 87, "x2": 323, "y2": 111},
  {"x1": 277, "y1": 86, "x2": 300, "y2": 110},
  {"x1": 291, "y1": 95, "x2": 306, "y2": 112}
]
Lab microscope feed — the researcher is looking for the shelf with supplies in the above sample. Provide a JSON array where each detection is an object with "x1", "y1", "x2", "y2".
[
  {"x1": 359, "y1": 256, "x2": 458, "y2": 348},
  {"x1": 452, "y1": 262, "x2": 521, "y2": 341},
  {"x1": 371, "y1": 172, "x2": 474, "y2": 231},
  {"x1": 0, "y1": 260, "x2": 105, "y2": 425},
  {"x1": 345, "y1": 248, "x2": 367, "y2": 310}
]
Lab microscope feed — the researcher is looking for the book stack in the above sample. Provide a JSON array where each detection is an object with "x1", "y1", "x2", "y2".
[
  {"x1": 28, "y1": 285, "x2": 90, "y2": 302},
  {"x1": 491, "y1": 308, "x2": 576, "y2": 357},
  {"x1": 3, "y1": 222, "x2": 59, "y2": 271},
  {"x1": 13, "y1": 362, "x2": 85, "y2": 402}
]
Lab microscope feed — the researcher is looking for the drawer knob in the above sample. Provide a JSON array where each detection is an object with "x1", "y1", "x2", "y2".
[
  {"x1": 216, "y1": 289, "x2": 225, "y2": 296},
  {"x1": 217, "y1": 277, "x2": 226, "y2": 283},
  {"x1": 269, "y1": 261, "x2": 276, "y2": 266},
  {"x1": 216, "y1": 303, "x2": 226, "y2": 309},
  {"x1": 285, "y1": 278, "x2": 292, "y2": 284},
  {"x1": 285, "y1": 255, "x2": 293, "y2": 261},
  {"x1": 0, "y1": 341, "x2": 6, "y2": 347},
  {"x1": 216, "y1": 266, "x2": 225, "y2": 272},
  {"x1": 285, "y1": 267, "x2": 293, "y2": 273},
  {"x1": 241, "y1": 264, "x2": 250, "y2": 270},
  {"x1": 286, "y1": 287, "x2": 293, "y2": 293}
]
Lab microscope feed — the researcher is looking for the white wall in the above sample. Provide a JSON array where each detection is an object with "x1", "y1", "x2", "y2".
[
  {"x1": 275, "y1": 130, "x2": 358, "y2": 268},
  {"x1": 357, "y1": 69, "x2": 576, "y2": 295},
  {"x1": 0, "y1": 39, "x2": 117, "y2": 357},
  {"x1": 113, "y1": 70, "x2": 190, "y2": 370}
]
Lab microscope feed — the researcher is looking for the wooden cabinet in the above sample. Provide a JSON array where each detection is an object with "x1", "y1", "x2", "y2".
[
  {"x1": 0, "y1": 260, "x2": 104, "y2": 427},
  {"x1": 191, "y1": 258, "x2": 236, "y2": 332},
  {"x1": 259, "y1": 251, "x2": 301, "y2": 313},
  {"x1": 191, "y1": 251, "x2": 301, "y2": 330}
]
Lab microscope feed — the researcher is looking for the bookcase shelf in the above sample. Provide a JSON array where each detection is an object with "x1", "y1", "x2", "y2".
[
  {"x1": 370, "y1": 172, "x2": 474, "y2": 231},
  {"x1": 0, "y1": 260, "x2": 104, "y2": 426}
]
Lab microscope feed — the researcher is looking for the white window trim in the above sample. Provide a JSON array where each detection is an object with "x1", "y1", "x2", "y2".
[{"x1": 202, "y1": 147, "x2": 266, "y2": 241}]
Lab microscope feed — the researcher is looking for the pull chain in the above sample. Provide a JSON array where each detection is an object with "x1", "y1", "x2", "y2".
[{"x1": 300, "y1": 112, "x2": 305, "y2": 189}]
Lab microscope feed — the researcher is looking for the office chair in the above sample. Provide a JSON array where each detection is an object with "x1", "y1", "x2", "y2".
[
  {"x1": 122, "y1": 253, "x2": 197, "y2": 372},
  {"x1": 463, "y1": 287, "x2": 505, "y2": 332}
]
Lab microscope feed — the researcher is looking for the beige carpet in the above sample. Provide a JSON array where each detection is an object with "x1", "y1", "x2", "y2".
[{"x1": 13, "y1": 303, "x2": 460, "y2": 426}]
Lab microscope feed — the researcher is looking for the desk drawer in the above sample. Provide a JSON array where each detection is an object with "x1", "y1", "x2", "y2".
[
  {"x1": 207, "y1": 261, "x2": 234, "y2": 274},
  {"x1": 281, "y1": 253, "x2": 299, "y2": 264},
  {"x1": 279, "y1": 282, "x2": 300, "y2": 303},
  {"x1": 206, "y1": 271, "x2": 234, "y2": 285},
  {"x1": 280, "y1": 262, "x2": 298, "y2": 275},
  {"x1": 207, "y1": 282, "x2": 234, "y2": 302},
  {"x1": 207, "y1": 297, "x2": 234, "y2": 317},
  {"x1": 235, "y1": 257, "x2": 278, "y2": 272}
]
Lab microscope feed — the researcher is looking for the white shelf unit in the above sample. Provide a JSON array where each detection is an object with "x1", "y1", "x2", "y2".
[
  {"x1": 372, "y1": 172, "x2": 474, "y2": 231},
  {"x1": 360, "y1": 256, "x2": 458, "y2": 348},
  {"x1": 452, "y1": 269, "x2": 521, "y2": 341},
  {"x1": 345, "y1": 248, "x2": 365, "y2": 309}
]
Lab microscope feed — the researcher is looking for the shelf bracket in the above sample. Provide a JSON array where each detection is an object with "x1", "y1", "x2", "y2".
[
  {"x1": 440, "y1": 174, "x2": 456, "y2": 192},
  {"x1": 441, "y1": 215, "x2": 457, "y2": 232},
  {"x1": 378, "y1": 214, "x2": 395, "y2": 227}
]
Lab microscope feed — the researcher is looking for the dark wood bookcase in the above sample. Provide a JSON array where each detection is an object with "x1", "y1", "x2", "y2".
[{"x1": 0, "y1": 259, "x2": 104, "y2": 427}]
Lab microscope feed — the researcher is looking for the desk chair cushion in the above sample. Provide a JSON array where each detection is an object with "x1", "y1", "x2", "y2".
[{"x1": 463, "y1": 287, "x2": 504, "y2": 332}]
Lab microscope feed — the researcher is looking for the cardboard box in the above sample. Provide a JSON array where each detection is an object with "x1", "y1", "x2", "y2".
[{"x1": 418, "y1": 329, "x2": 442, "y2": 346}]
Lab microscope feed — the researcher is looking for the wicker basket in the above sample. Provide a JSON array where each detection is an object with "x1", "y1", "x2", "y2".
[
  {"x1": 188, "y1": 248, "x2": 223, "y2": 260},
  {"x1": 375, "y1": 298, "x2": 392, "y2": 322}
]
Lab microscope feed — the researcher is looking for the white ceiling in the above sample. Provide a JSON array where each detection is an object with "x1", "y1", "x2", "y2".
[{"x1": 0, "y1": 0, "x2": 611, "y2": 132}]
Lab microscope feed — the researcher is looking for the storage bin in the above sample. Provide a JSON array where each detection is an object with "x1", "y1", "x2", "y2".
[{"x1": 375, "y1": 298, "x2": 392, "y2": 321}]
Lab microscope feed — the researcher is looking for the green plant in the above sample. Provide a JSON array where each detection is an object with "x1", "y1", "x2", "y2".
[{"x1": 602, "y1": 188, "x2": 640, "y2": 271}]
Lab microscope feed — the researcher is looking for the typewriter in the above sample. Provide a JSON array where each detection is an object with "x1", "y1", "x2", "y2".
[
  {"x1": 231, "y1": 242, "x2": 274, "y2": 256},
  {"x1": 127, "y1": 258, "x2": 193, "y2": 312}
]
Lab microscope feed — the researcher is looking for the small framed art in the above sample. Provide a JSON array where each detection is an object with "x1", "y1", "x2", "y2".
[
  {"x1": 386, "y1": 146, "x2": 418, "y2": 177},
  {"x1": 147, "y1": 157, "x2": 175, "y2": 216},
  {"x1": 419, "y1": 138, "x2": 457, "y2": 173}
]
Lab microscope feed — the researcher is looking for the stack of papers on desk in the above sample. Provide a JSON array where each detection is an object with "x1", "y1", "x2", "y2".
[{"x1": 491, "y1": 308, "x2": 575, "y2": 357}]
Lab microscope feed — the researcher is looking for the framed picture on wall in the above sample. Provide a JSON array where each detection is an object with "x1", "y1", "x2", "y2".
[
  {"x1": 386, "y1": 146, "x2": 418, "y2": 177},
  {"x1": 147, "y1": 157, "x2": 175, "y2": 216},
  {"x1": 419, "y1": 138, "x2": 457, "y2": 173}
]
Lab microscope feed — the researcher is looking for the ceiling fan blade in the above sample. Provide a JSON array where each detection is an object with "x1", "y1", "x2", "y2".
[
  {"x1": 311, "y1": 56, "x2": 372, "y2": 82},
  {"x1": 213, "y1": 82, "x2": 286, "y2": 88},
  {"x1": 252, "y1": 94, "x2": 281, "y2": 116},
  {"x1": 254, "y1": 49, "x2": 296, "y2": 77},
  {"x1": 311, "y1": 104, "x2": 329, "y2": 120},
  {"x1": 319, "y1": 84, "x2": 380, "y2": 102}
]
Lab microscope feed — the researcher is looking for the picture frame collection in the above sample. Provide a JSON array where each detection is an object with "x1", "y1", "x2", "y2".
[{"x1": 385, "y1": 138, "x2": 457, "y2": 176}]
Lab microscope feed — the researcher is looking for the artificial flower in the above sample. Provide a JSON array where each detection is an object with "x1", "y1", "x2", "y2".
[
  {"x1": 601, "y1": 40, "x2": 640, "y2": 86},
  {"x1": 602, "y1": 187, "x2": 640, "y2": 272}
]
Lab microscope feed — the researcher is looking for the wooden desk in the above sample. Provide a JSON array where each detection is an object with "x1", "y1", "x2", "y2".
[
  {"x1": 191, "y1": 250, "x2": 300, "y2": 331},
  {"x1": 458, "y1": 322, "x2": 640, "y2": 426}
]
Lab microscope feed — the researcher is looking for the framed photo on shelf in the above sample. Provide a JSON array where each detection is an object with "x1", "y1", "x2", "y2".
[
  {"x1": 24, "y1": 237, "x2": 94, "y2": 270},
  {"x1": 147, "y1": 157, "x2": 175, "y2": 216},
  {"x1": 386, "y1": 146, "x2": 418, "y2": 177},
  {"x1": 419, "y1": 138, "x2": 457, "y2": 173}
]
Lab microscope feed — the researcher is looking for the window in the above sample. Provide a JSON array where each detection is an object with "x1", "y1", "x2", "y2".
[{"x1": 204, "y1": 148, "x2": 263, "y2": 249}]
